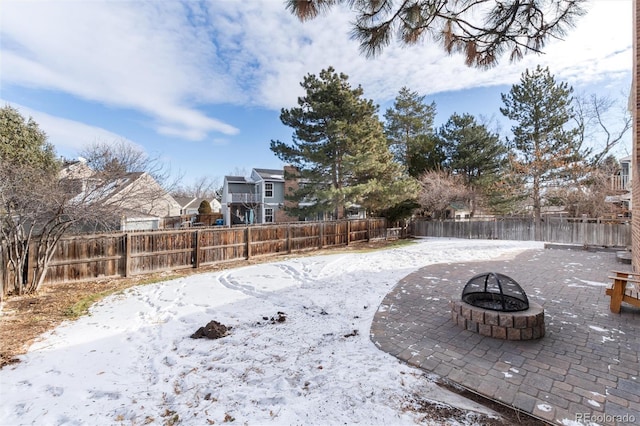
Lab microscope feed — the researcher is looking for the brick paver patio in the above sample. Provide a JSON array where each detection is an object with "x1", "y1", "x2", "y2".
[{"x1": 370, "y1": 245, "x2": 640, "y2": 425}]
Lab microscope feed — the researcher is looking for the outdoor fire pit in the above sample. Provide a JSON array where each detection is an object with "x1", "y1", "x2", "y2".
[
  {"x1": 462, "y1": 272, "x2": 529, "y2": 312},
  {"x1": 450, "y1": 272, "x2": 545, "y2": 340}
]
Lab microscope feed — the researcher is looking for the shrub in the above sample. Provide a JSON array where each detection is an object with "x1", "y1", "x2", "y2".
[{"x1": 198, "y1": 200, "x2": 212, "y2": 214}]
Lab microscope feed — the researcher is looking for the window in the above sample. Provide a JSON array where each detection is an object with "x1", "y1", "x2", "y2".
[
  {"x1": 265, "y1": 208, "x2": 274, "y2": 223},
  {"x1": 265, "y1": 182, "x2": 273, "y2": 198}
]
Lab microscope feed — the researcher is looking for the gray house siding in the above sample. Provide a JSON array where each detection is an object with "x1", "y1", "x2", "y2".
[{"x1": 222, "y1": 172, "x2": 283, "y2": 225}]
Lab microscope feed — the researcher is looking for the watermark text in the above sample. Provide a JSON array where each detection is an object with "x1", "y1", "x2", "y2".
[{"x1": 575, "y1": 413, "x2": 635, "y2": 424}]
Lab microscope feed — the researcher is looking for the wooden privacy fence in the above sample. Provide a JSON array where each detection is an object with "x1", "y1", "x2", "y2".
[
  {"x1": 411, "y1": 218, "x2": 632, "y2": 247},
  {"x1": 3, "y1": 218, "x2": 386, "y2": 291}
]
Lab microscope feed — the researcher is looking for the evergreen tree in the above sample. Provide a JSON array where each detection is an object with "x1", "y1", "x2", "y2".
[
  {"x1": 0, "y1": 105, "x2": 58, "y2": 173},
  {"x1": 286, "y1": 0, "x2": 585, "y2": 67},
  {"x1": 438, "y1": 113, "x2": 508, "y2": 215},
  {"x1": 270, "y1": 67, "x2": 417, "y2": 218},
  {"x1": 500, "y1": 66, "x2": 583, "y2": 237},
  {"x1": 405, "y1": 134, "x2": 445, "y2": 178},
  {"x1": 384, "y1": 87, "x2": 441, "y2": 176},
  {"x1": 0, "y1": 106, "x2": 60, "y2": 298}
]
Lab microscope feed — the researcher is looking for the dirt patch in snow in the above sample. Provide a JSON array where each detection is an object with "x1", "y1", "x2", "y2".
[{"x1": 190, "y1": 320, "x2": 231, "y2": 339}]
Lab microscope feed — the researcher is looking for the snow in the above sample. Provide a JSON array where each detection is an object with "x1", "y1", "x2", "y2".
[
  {"x1": 568, "y1": 278, "x2": 609, "y2": 288},
  {"x1": 0, "y1": 238, "x2": 544, "y2": 425},
  {"x1": 587, "y1": 400, "x2": 601, "y2": 408},
  {"x1": 537, "y1": 404, "x2": 553, "y2": 412}
]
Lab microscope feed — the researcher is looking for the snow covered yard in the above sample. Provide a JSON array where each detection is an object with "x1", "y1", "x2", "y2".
[{"x1": 0, "y1": 238, "x2": 544, "y2": 425}]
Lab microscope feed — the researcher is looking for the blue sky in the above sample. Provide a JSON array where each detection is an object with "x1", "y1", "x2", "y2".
[{"x1": 0, "y1": 0, "x2": 633, "y2": 187}]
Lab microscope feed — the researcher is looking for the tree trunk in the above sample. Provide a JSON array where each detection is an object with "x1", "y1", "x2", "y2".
[{"x1": 532, "y1": 177, "x2": 542, "y2": 241}]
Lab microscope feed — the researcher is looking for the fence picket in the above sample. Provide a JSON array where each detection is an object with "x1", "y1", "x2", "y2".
[
  {"x1": 412, "y1": 218, "x2": 631, "y2": 247},
  {"x1": 1, "y1": 219, "x2": 386, "y2": 294}
]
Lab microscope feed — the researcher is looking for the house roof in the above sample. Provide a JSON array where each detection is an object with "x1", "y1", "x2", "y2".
[
  {"x1": 174, "y1": 196, "x2": 196, "y2": 208},
  {"x1": 59, "y1": 159, "x2": 94, "y2": 180},
  {"x1": 185, "y1": 198, "x2": 217, "y2": 209},
  {"x1": 448, "y1": 202, "x2": 468, "y2": 211},
  {"x1": 225, "y1": 175, "x2": 248, "y2": 183},
  {"x1": 185, "y1": 198, "x2": 204, "y2": 209},
  {"x1": 63, "y1": 169, "x2": 180, "y2": 220},
  {"x1": 254, "y1": 168, "x2": 284, "y2": 181},
  {"x1": 71, "y1": 171, "x2": 152, "y2": 205},
  {"x1": 102, "y1": 172, "x2": 145, "y2": 199}
]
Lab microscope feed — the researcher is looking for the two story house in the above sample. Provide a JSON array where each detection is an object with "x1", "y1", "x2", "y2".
[
  {"x1": 221, "y1": 166, "x2": 368, "y2": 225},
  {"x1": 60, "y1": 159, "x2": 181, "y2": 231},
  {"x1": 221, "y1": 168, "x2": 290, "y2": 225},
  {"x1": 606, "y1": 155, "x2": 633, "y2": 216}
]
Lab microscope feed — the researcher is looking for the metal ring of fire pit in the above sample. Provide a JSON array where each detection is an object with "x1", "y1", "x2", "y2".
[{"x1": 461, "y1": 272, "x2": 529, "y2": 312}]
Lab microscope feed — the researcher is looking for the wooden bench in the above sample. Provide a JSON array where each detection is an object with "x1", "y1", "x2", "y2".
[{"x1": 605, "y1": 270, "x2": 640, "y2": 313}]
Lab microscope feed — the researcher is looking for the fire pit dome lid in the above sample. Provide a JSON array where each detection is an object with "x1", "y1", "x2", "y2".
[{"x1": 461, "y1": 272, "x2": 529, "y2": 312}]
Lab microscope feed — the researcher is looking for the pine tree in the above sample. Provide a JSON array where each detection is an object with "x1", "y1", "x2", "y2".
[
  {"x1": 500, "y1": 66, "x2": 583, "y2": 237},
  {"x1": 438, "y1": 113, "x2": 508, "y2": 215},
  {"x1": 0, "y1": 106, "x2": 60, "y2": 298},
  {"x1": 286, "y1": 0, "x2": 585, "y2": 67},
  {"x1": 270, "y1": 68, "x2": 417, "y2": 218},
  {"x1": 384, "y1": 87, "x2": 441, "y2": 177},
  {"x1": 0, "y1": 105, "x2": 58, "y2": 173}
]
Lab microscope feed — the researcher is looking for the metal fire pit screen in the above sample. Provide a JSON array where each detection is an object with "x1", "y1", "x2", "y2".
[{"x1": 462, "y1": 272, "x2": 529, "y2": 312}]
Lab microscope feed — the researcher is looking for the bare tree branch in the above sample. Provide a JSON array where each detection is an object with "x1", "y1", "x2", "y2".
[
  {"x1": 573, "y1": 92, "x2": 632, "y2": 166},
  {"x1": 79, "y1": 139, "x2": 182, "y2": 192},
  {"x1": 417, "y1": 170, "x2": 470, "y2": 218},
  {"x1": 172, "y1": 176, "x2": 222, "y2": 199}
]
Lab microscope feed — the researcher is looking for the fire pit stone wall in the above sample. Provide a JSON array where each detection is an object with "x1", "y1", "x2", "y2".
[{"x1": 450, "y1": 299, "x2": 545, "y2": 340}]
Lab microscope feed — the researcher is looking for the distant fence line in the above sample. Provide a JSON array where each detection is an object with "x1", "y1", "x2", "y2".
[
  {"x1": 1, "y1": 218, "x2": 387, "y2": 294},
  {"x1": 411, "y1": 217, "x2": 632, "y2": 247}
]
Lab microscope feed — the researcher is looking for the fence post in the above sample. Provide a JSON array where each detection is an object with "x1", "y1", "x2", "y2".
[
  {"x1": 319, "y1": 222, "x2": 324, "y2": 249},
  {"x1": 367, "y1": 219, "x2": 371, "y2": 242},
  {"x1": 124, "y1": 233, "x2": 131, "y2": 277},
  {"x1": 246, "y1": 226, "x2": 252, "y2": 259},
  {"x1": 346, "y1": 220, "x2": 350, "y2": 246},
  {"x1": 287, "y1": 224, "x2": 292, "y2": 254},
  {"x1": 194, "y1": 229, "x2": 201, "y2": 268}
]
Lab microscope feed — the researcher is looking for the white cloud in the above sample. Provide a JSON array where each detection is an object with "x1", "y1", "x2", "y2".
[
  {"x1": 1, "y1": 100, "x2": 139, "y2": 158},
  {"x1": 1, "y1": 0, "x2": 631, "y2": 140},
  {"x1": 1, "y1": 1, "x2": 240, "y2": 140},
  {"x1": 194, "y1": 0, "x2": 632, "y2": 108}
]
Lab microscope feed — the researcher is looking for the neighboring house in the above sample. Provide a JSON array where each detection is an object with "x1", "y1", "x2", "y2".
[
  {"x1": 253, "y1": 168, "x2": 288, "y2": 223},
  {"x1": 605, "y1": 155, "x2": 633, "y2": 216},
  {"x1": 174, "y1": 196, "x2": 197, "y2": 216},
  {"x1": 174, "y1": 196, "x2": 222, "y2": 225},
  {"x1": 102, "y1": 172, "x2": 181, "y2": 221},
  {"x1": 63, "y1": 163, "x2": 181, "y2": 231},
  {"x1": 59, "y1": 157, "x2": 94, "y2": 180},
  {"x1": 221, "y1": 168, "x2": 286, "y2": 225},
  {"x1": 221, "y1": 166, "x2": 368, "y2": 225},
  {"x1": 445, "y1": 202, "x2": 471, "y2": 220},
  {"x1": 541, "y1": 205, "x2": 569, "y2": 217},
  {"x1": 119, "y1": 209, "x2": 162, "y2": 231},
  {"x1": 344, "y1": 204, "x2": 367, "y2": 219}
]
